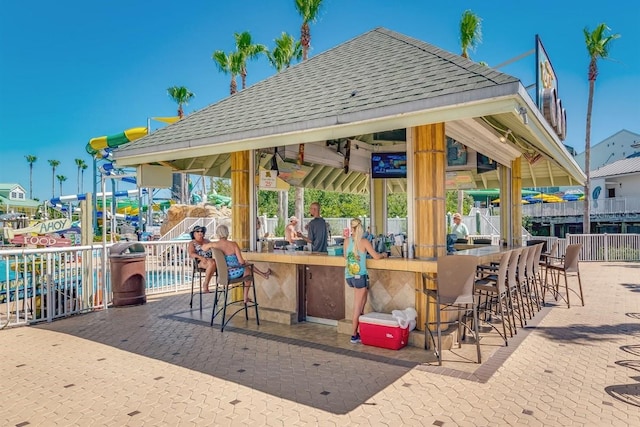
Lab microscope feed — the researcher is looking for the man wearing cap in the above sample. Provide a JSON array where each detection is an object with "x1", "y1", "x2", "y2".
[{"x1": 285, "y1": 216, "x2": 299, "y2": 245}]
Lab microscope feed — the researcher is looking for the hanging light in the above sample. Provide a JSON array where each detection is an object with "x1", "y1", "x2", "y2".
[
  {"x1": 270, "y1": 148, "x2": 279, "y2": 176},
  {"x1": 499, "y1": 129, "x2": 513, "y2": 143}
]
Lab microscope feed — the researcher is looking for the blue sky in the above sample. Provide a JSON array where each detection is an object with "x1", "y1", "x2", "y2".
[{"x1": 1, "y1": 0, "x2": 638, "y2": 202}]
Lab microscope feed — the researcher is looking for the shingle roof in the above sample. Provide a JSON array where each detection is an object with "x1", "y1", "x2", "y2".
[
  {"x1": 590, "y1": 156, "x2": 640, "y2": 178},
  {"x1": 115, "y1": 27, "x2": 519, "y2": 158}
]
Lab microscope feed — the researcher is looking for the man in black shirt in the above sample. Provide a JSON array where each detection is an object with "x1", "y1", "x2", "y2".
[{"x1": 298, "y1": 202, "x2": 328, "y2": 252}]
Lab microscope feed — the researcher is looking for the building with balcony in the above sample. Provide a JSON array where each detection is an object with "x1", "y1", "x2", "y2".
[
  {"x1": 527, "y1": 155, "x2": 640, "y2": 236},
  {"x1": 0, "y1": 183, "x2": 40, "y2": 216}
]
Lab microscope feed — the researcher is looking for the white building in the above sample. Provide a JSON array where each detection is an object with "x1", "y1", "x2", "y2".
[{"x1": 574, "y1": 129, "x2": 640, "y2": 170}]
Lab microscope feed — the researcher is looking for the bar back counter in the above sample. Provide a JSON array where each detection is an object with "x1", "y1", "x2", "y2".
[{"x1": 243, "y1": 251, "x2": 437, "y2": 332}]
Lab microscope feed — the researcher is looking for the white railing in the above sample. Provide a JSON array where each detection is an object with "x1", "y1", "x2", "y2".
[
  {"x1": 1, "y1": 240, "x2": 193, "y2": 328},
  {"x1": 521, "y1": 196, "x2": 640, "y2": 218},
  {"x1": 567, "y1": 233, "x2": 640, "y2": 262},
  {"x1": 1, "y1": 245, "x2": 106, "y2": 328},
  {"x1": 157, "y1": 217, "x2": 220, "y2": 242},
  {"x1": 3, "y1": 232, "x2": 637, "y2": 328}
]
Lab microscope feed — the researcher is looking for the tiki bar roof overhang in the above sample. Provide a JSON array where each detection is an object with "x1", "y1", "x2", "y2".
[{"x1": 113, "y1": 28, "x2": 585, "y2": 192}]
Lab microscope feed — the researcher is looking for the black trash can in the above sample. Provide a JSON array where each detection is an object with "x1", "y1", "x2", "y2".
[{"x1": 109, "y1": 242, "x2": 147, "y2": 307}]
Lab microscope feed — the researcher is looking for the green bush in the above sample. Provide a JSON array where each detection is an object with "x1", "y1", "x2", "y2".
[{"x1": 274, "y1": 217, "x2": 285, "y2": 237}]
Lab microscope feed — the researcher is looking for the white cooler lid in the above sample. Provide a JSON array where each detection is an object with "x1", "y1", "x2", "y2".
[{"x1": 359, "y1": 312, "x2": 400, "y2": 327}]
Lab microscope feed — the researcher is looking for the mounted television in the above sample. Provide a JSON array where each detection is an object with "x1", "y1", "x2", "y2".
[{"x1": 371, "y1": 152, "x2": 407, "y2": 179}]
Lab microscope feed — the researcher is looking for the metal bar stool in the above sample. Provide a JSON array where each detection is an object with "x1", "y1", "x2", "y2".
[{"x1": 210, "y1": 248, "x2": 260, "y2": 332}]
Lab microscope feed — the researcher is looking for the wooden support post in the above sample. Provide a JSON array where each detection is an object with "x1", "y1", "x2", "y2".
[{"x1": 412, "y1": 123, "x2": 446, "y2": 332}]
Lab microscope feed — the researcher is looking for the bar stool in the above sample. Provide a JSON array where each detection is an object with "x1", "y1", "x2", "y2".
[
  {"x1": 515, "y1": 246, "x2": 534, "y2": 321},
  {"x1": 544, "y1": 243, "x2": 584, "y2": 308},
  {"x1": 423, "y1": 255, "x2": 480, "y2": 365},
  {"x1": 190, "y1": 259, "x2": 207, "y2": 311},
  {"x1": 210, "y1": 248, "x2": 260, "y2": 332},
  {"x1": 524, "y1": 243, "x2": 543, "y2": 313},
  {"x1": 506, "y1": 248, "x2": 525, "y2": 331},
  {"x1": 474, "y1": 250, "x2": 513, "y2": 345}
]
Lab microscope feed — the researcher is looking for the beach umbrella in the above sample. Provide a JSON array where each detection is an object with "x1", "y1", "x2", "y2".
[
  {"x1": 533, "y1": 193, "x2": 565, "y2": 203},
  {"x1": 492, "y1": 198, "x2": 528, "y2": 205}
]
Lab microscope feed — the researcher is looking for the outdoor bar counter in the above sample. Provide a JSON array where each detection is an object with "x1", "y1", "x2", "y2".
[{"x1": 243, "y1": 251, "x2": 436, "y2": 332}]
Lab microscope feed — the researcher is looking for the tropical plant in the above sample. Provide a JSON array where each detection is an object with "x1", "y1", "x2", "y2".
[
  {"x1": 294, "y1": 0, "x2": 323, "y2": 60},
  {"x1": 212, "y1": 49, "x2": 243, "y2": 95},
  {"x1": 48, "y1": 159, "x2": 60, "y2": 198},
  {"x1": 446, "y1": 191, "x2": 473, "y2": 215},
  {"x1": 293, "y1": 0, "x2": 324, "y2": 222},
  {"x1": 25, "y1": 155, "x2": 37, "y2": 199},
  {"x1": 167, "y1": 86, "x2": 195, "y2": 118},
  {"x1": 274, "y1": 217, "x2": 286, "y2": 237},
  {"x1": 267, "y1": 32, "x2": 303, "y2": 72},
  {"x1": 80, "y1": 162, "x2": 88, "y2": 193},
  {"x1": 582, "y1": 23, "x2": 620, "y2": 233},
  {"x1": 56, "y1": 174, "x2": 67, "y2": 196},
  {"x1": 234, "y1": 31, "x2": 267, "y2": 90},
  {"x1": 166, "y1": 86, "x2": 195, "y2": 203},
  {"x1": 74, "y1": 158, "x2": 87, "y2": 193},
  {"x1": 459, "y1": 9, "x2": 482, "y2": 59}
]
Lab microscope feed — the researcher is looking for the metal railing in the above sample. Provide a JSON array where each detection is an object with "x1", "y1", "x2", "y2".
[
  {"x1": 1, "y1": 240, "x2": 193, "y2": 328},
  {"x1": 156, "y1": 217, "x2": 220, "y2": 242},
  {"x1": 521, "y1": 196, "x2": 640, "y2": 218},
  {"x1": 2, "y1": 232, "x2": 638, "y2": 328},
  {"x1": 567, "y1": 233, "x2": 640, "y2": 262}
]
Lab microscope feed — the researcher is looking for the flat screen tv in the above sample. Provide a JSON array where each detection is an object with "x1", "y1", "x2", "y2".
[{"x1": 371, "y1": 152, "x2": 407, "y2": 179}]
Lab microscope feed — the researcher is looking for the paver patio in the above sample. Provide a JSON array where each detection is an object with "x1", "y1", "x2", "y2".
[{"x1": 2, "y1": 262, "x2": 639, "y2": 426}]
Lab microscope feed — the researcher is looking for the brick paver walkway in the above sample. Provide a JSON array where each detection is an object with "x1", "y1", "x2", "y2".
[{"x1": 2, "y1": 262, "x2": 639, "y2": 426}]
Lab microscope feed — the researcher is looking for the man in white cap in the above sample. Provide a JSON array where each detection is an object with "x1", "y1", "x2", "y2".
[{"x1": 285, "y1": 216, "x2": 299, "y2": 245}]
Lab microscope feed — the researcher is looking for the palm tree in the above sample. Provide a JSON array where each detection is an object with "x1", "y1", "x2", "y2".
[
  {"x1": 457, "y1": 10, "x2": 482, "y2": 213},
  {"x1": 293, "y1": 0, "x2": 324, "y2": 222},
  {"x1": 167, "y1": 86, "x2": 196, "y2": 203},
  {"x1": 80, "y1": 162, "x2": 88, "y2": 193},
  {"x1": 459, "y1": 10, "x2": 482, "y2": 59},
  {"x1": 48, "y1": 159, "x2": 60, "y2": 198},
  {"x1": 74, "y1": 158, "x2": 87, "y2": 194},
  {"x1": 25, "y1": 155, "x2": 37, "y2": 199},
  {"x1": 212, "y1": 49, "x2": 243, "y2": 95},
  {"x1": 56, "y1": 174, "x2": 67, "y2": 197},
  {"x1": 166, "y1": 86, "x2": 195, "y2": 118},
  {"x1": 582, "y1": 23, "x2": 620, "y2": 233},
  {"x1": 234, "y1": 31, "x2": 267, "y2": 90},
  {"x1": 265, "y1": 32, "x2": 303, "y2": 222},
  {"x1": 267, "y1": 32, "x2": 303, "y2": 72},
  {"x1": 294, "y1": 0, "x2": 323, "y2": 60}
]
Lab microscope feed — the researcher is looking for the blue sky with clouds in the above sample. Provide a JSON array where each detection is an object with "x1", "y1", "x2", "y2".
[{"x1": 1, "y1": 0, "x2": 638, "y2": 201}]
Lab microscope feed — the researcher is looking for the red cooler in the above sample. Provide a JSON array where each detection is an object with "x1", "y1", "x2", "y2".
[{"x1": 359, "y1": 312, "x2": 409, "y2": 350}]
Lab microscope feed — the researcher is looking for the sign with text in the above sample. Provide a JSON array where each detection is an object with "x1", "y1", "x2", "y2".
[
  {"x1": 7, "y1": 218, "x2": 72, "y2": 239},
  {"x1": 10, "y1": 234, "x2": 72, "y2": 247},
  {"x1": 260, "y1": 170, "x2": 278, "y2": 189}
]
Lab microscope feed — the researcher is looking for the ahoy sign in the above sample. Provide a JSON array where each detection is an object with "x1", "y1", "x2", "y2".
[
  {"x1": 12, "y1": 218, "x2": 72, "y2": 236},
  {"x1": 10, "y1": 234, "x2": 72, "y2": 247}
]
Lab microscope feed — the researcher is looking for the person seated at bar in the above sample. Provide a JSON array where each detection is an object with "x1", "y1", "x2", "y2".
[
  {"x1": 451, "y1": 212, "x2": 469, "y2": 243},
  {"x1": 187, "y1": 225, "x2": 215, "y2": 293},
  {"x1": 201, "y1": 224, "x2": 271, "y2": 303}
]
